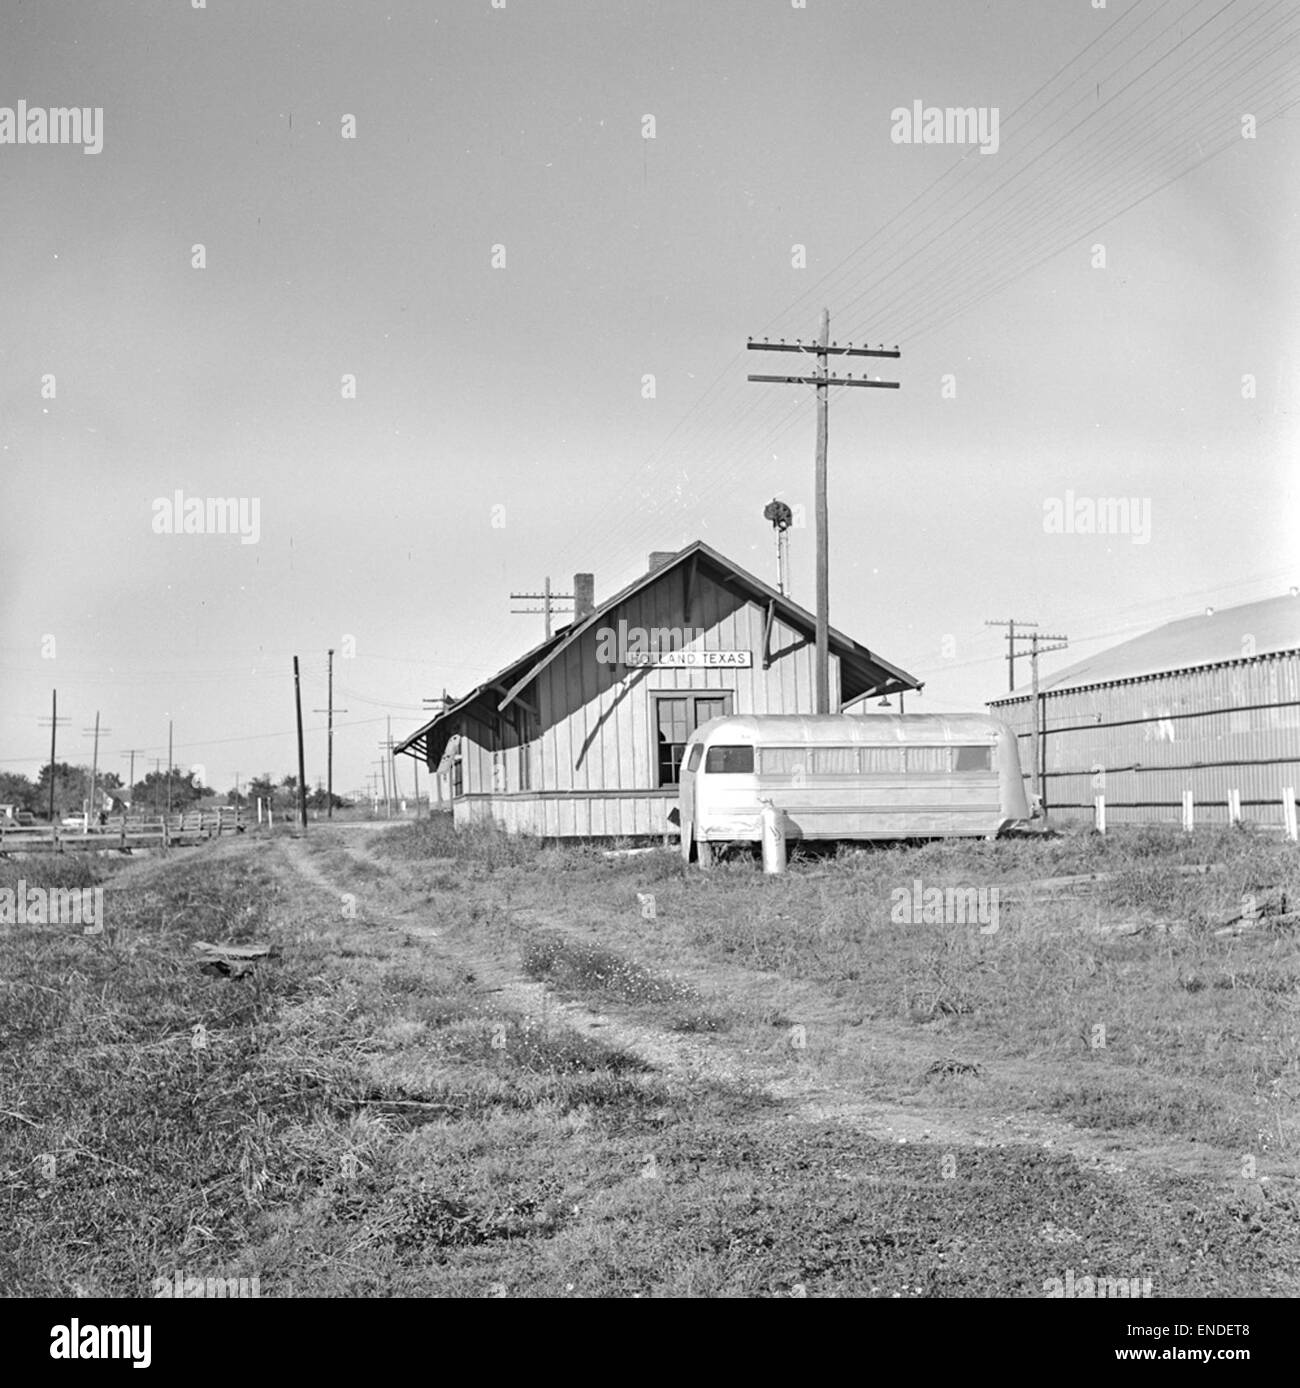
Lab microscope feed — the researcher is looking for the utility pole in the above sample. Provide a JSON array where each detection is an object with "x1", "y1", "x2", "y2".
[
  {"x1": 1028, "y1": 632, "x2": 1069, "y2": 809},
  {"x1": 153, "y1": 758, "x2": 161, "y2": 817},
  {"x1": 385, "y1": 715, "x2": 403, "y2": 811},
  {"x1": 38, "y1": 690, "x2": 69, "y2": 825},
  {"x1": 82, "y1": 713, "x2": 111, "y2": 824},
  {"x1": 293, "y1": 656, "x2": 308, "y2": 830},
  {"x1": 166, "y1": 719, "x2": 174, "y2": 816},
  {"x1": 378, "y1": 734, "x2": 396, "y2": 818},
  {"x1": 120, "y1": 749, "x2": 144, "y2": 806},
  {"x1": 312, "y1": 649, "x2": 348, "y2": 819},
  {"x1": 985, "y1": 619, "x2": 1039, "y2": 693},
  {"x1": 373, "y1": 758, "x2": 391, "y2": 818},
  {"x1": 510, "y1": 578, "x2": 575, "y2": 639},
  {"x1": 748, "y1": 310, "x2": 900, "y2": 713}
]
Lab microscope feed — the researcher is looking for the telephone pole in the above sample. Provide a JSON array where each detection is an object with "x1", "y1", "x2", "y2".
[
  {"x1": 1028, "y1": 632, "x2": 1069, "y2": 809},
  {"x1": 387, "y1": 716, "x2": 400, "y2": 809},
  {"x1": 166, "y1": 719, "x2": 174, "y2": 816},
  {"x1": 37, "y1": 691, "x2": 69, "y2": 825},
  {"x1": 510, "y1": 578, "x2": 574, "y2": 639},
  {"x1": 312, "y1": 649, "x2": 348, "y2": 819},
  {"x1": 984, "y1": 619, "x2": 1039, "y2": 693},
  {"x1": 293, "y1": 656, "x2": 309, "y2": 829},
  {"x1": 120, "y1": 749, "x2": 145, "y2": 805},
  {"x1": 82, "y1": 713, "x2": 111, "y2": 822},
  {"x1": 748, "y1": 309, "x2": 900, "y2": 713}
]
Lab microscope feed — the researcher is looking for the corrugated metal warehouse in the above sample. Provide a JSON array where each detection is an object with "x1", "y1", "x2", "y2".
[
  {"x1": 395, "y1": 540, "x2": 921, "y2": 839},
  {"x1": 988, "y1": 593, "x2": 1300, "y2": 828}
]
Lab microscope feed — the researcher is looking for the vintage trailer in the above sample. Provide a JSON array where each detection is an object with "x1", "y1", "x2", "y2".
[{"x1": 678, "y1": 712, "x2": 1032, "y2": 862}]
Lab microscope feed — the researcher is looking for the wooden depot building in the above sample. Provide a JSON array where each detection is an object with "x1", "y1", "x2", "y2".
[{"x1": 395, "y1": 540, "x2": 921, "y2": 839}]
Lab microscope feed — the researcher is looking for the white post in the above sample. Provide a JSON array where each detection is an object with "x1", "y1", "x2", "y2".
[
  {"x1": 759, "y1": 798, "x2": 787, "y2": 875},
  {"x1": 1228, "y1": 788, "x2": 1242, "y2": 826},
  {"x1": 268, "y1": 804, "x2": 274, "y2": 827},
  {"x1": 1094, "y1": 794, "x2": 1106, "y2": 834},
  {"x1": 256, "y1": 797, "x2": 263, "y2": 825},
  {"x1": 1284, "y1": 788, "x2": 1298, "y2": 842},
  {"x1": 1182, "y1": 790, "x2": 1194, "y2": 833}
]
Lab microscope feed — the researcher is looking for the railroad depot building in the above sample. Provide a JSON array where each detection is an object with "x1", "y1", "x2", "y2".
[
  {"x1": 988, "y1": 592, "x2": 1300, "y2": 829},
  {"x1": 395, "y1": 541, "x2": 921, "y2": 838}
]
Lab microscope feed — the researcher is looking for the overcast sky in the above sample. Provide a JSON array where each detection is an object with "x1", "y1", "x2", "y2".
[{"x1": 2, "y1": 0, "x2": 1297, "y2": 799}]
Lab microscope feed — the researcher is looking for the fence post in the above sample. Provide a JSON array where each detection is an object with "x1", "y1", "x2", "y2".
[
  {"x1": 1228, "y1": 788, "x2": 1242, "y2": 826},
  {"x1": 1182, "y1": 790, "x2": 1194, "y2": 833},
  {"x1": 1284, "y1": 788, "x2": 1298, "y2": 843},
  {"x1": 1093, "y1": 794, "x2": 1106, "y2": 834}
]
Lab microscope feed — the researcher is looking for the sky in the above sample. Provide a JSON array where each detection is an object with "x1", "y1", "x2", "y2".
[{"x1": 1, "y1": 0, "x2": 1297, "y2": 801}]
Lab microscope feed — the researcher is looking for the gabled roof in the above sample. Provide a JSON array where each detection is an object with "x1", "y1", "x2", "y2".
[
  {"x1": 396, "y1": 539, "x2": 921, "y2": 763},
  {"x1": 990, "y1": 593, "x2": 1300, "y2": 704}
]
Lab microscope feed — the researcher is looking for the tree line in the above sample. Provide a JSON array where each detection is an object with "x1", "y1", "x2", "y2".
[{"x1": 0, "y1": 766, "x2": 347, "y2": 820}]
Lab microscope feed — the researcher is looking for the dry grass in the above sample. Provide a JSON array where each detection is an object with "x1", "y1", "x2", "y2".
[{"x1": 4, "y1": 823, "x2": 1298, "y2": 1297}]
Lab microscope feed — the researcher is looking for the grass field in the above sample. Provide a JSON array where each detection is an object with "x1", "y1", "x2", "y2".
[{"x1": 2, "y1": 817, "x2": 1297, "y2": 1297}]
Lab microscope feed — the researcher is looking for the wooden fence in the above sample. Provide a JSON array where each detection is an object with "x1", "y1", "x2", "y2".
[{"x1": 0, "y1": 806, "x2": 246, "y2": 854}]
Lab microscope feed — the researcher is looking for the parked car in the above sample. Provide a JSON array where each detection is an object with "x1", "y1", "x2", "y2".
[{"x1": 60, "y1": 812, "x2": 89, "y2": 829}]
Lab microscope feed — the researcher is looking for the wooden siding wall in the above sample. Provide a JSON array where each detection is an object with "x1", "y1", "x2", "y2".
[
  {"x1": 438, "y1": 568, "x2": 844, "y2": 837},
  {"x1": 992, "y1": 652, "x2": 1300, "y2": 826}
]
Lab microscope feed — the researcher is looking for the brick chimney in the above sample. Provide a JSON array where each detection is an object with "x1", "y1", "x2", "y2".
[
  {"x1": 648, "y1": 551, "x2": 676, "y2": 574},
  {"x1": 573, "y1": 573, "x2": 595, "y2": 622}
]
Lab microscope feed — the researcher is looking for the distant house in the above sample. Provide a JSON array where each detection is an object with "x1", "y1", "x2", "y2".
[
  {"x1": 396, "y1": 540, "x2": 921, "y2": 838},
  {"x1": 988, "y1": 593, "x2": 1300, "y2": 827}
]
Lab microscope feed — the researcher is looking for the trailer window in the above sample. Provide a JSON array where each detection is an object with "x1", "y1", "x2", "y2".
[
  {"x1": 686, "y1": 743, "x2": 703, "y2": 773},
  {"x1": 906, "y1": 746, "x2": 949, "y2": 774},
  {"x1": 758, "y1": 748, "x2": 806, "y2": 776},
  {"x1": 954, "y1": 745, "x2": 993, "y2": 773},
  {"x1": 861, "y1": 746, "x2": 903, "y2": 773},
  {"x1": 704, "y1": 745, "x2": 754, "y2": 774},
  {"x1": 810, "y1": 747, "x2": 858, "y2": 775}
]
